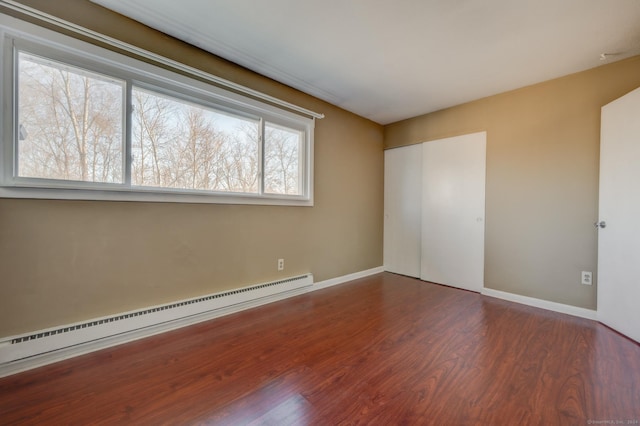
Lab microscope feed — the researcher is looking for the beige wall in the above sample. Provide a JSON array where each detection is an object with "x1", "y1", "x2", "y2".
[
  {"x1": 0, "y1": 1, "x2": 384, "y2": 336},
  {"x1": 386, "y1": 55, "x2": 640, "y2": 310}
]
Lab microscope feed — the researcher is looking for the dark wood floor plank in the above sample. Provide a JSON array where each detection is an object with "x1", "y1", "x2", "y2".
[{"x1": 1, "y1": 273, "x2": 639, "y2": 425}]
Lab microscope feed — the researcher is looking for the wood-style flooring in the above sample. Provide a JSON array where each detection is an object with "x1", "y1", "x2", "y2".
[{"x1": 1, "y1": 273, "x2": 639, "y2": 425}]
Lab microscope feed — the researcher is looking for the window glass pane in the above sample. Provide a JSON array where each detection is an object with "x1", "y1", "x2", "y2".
[
  {"x1": 17, "y1": 52, "x2": 124, "y2": 183},
  {"x1": 132, "y1": 87, "x2": 260, "y2": 193},
  {"x1": 264, "y1": 123, "x2": 303, "y2": 195}
]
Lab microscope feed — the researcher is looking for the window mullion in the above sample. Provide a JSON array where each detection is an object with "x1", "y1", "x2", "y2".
[
  {"x1": 124, "y1": 81, "x2": 133, "y2": 187},
  {"x1": 259, "y1": 117, "x2": 265, "y2": 196},
  {"x1": 8, "y1": 40, "x2": 18, "y2": 183},
  {"x1": 299, "y1": 131, "x2": 306, "y2": 197}
]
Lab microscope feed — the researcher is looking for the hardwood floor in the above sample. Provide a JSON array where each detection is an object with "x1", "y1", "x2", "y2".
[{"x1": 1, "y1": 273, "x2": 639, "y2": 425}]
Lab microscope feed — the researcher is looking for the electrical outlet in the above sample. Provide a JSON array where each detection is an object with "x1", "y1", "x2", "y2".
[
  {"x1": 581, "y1": 271, "x2": 593, "y2": 285},
  {"x1": 277, "y1": 258, "x2": 284, "y2": 271}
]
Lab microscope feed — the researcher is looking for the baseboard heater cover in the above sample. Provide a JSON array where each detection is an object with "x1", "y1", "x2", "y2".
[{"x1": 0, "y1": 274, "x2": 313, "y2": 365}]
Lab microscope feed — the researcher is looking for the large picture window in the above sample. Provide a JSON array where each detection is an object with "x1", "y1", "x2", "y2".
[{"x1": 1, "y1": 17, "x2": 314, "y2": 205}]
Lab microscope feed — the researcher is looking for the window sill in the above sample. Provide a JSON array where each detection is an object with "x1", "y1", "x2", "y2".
[{"x1": 0, "y1": 186, "x2": 313, "y2": 206}]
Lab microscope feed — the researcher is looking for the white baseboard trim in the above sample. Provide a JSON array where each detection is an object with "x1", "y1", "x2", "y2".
[
  {"x1": 0, "y1": 267, "x2": 384, "y2": 378},
  {"x1": 481, "y1": 288, "x2": 597, "y2": 320},
  {"x1": 312, "y1": 266, "x2": 385, "y2": 291}
]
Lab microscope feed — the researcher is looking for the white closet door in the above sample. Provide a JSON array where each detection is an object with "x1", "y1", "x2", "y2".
[
  {"x1": 598, "y1": 87, "x2": 640, "y2": 343},
  {"x1": 384, "y1": 144, "x2": 422, "y2": 277},
  {"x1": 421, "y1": 132, "x2": 486, "y2": 292}
]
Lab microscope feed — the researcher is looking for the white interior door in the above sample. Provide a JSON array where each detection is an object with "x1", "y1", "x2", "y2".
[
  {"x1": 598, "y1": 87, "x2": 640, "y2": 343},
  {"x1": 384, "y1": 144, "x2": 422, "y2": 277},
  {"x1": 421, "y1": 132, "x2": 486, "y2": 292}
]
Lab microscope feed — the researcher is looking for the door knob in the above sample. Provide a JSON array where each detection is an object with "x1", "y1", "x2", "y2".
[{"x1": 594, "y1": 221, "x2": 606, "y2": 229}]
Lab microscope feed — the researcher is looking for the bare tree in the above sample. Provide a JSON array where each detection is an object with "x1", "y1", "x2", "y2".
[
  {"x1": 132, "y1": 89, "x2": 176, "y2": 186},
  {"x1": 220, "y1": 130, "x2": 259, "y2": 192},
  {"x1": 180, "y1": 107, "x2": 225, "y2": 190},
  {"x1": 132, "y1": 90, "x2": 256, "y2": 192},
  {"x1": 18, "y1": 54, "x2": 123, "y2": 182},
  {"x1": 264, "y1": 125, "x2": 301, "y2": 195}
]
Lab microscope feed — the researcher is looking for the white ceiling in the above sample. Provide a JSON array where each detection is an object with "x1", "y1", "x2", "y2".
[{"x1": 92, "y1": 0, "x2": 640, "y2": 124}]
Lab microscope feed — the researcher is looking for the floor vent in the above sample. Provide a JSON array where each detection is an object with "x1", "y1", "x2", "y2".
[{"x1": 0, "y1": 274, "x2": 313, "y2": 366}]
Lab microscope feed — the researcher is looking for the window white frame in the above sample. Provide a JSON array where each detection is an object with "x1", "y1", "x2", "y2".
[{"x1": 0, "y1": 15, "x2": 315, "y2": 206}]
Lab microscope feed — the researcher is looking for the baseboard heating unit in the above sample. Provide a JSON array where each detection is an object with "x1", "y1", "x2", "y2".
[{"x1": 0, "y1": 274, "x2": 313, "y2": 376}]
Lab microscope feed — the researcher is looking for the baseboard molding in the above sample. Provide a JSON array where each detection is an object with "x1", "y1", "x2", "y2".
[
  {"x1": 0, "y1": 267, "x2": 383, "y2": 378},
  {"x1": 312, "y1": 266, "x2": 385, "y2": 291},
  {"x1": 481, "y1": 288, "x2": 597, "y2": 320}
]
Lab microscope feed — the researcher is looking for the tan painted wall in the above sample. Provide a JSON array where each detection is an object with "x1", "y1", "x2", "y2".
[
  {"x1": 0, "y1": 1, "x2": 384, "y2": 336},
  {"x1": 386, "y1": 55, "x2": 640, "y2": 310}
]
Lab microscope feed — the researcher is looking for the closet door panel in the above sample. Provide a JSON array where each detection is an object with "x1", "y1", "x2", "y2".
[
  {"x1": 421, "y1": 132, "x2": 486, "y2": 292},
  {"x1": 383, "y1": 145, "x2": 422, "y2": 277}
]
